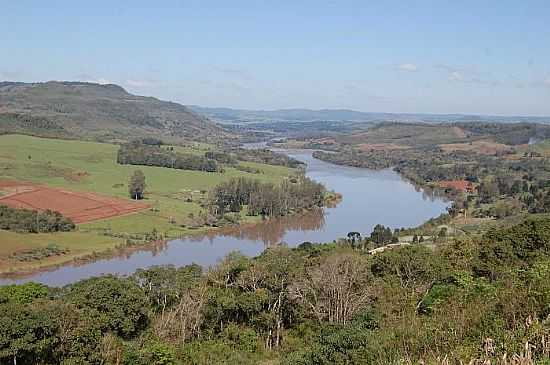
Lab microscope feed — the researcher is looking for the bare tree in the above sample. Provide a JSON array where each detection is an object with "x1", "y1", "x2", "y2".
[
  {"x1": 153, "y1": 283, "x2": 208, "y2": 344},
  {"x1": 289, "y1": 253, "x2": 372, "y2": 325}
]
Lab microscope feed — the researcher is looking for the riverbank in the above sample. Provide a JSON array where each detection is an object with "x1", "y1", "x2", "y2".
[
  {"x1": 0, "y1": 177, "x2": 340, "y2": 278},
  {"x1": 0, "y1": 149, "x2": 449, "y2": 286},
  {"x1": 0, "y1": 203, "x2": 342, "y2": 279},
  {"x1": 311, "y1": 150, "x2": 456, "y2": 201},
  {"x1": 0, "y1": 134, "x2": 299, "y2": 276}
]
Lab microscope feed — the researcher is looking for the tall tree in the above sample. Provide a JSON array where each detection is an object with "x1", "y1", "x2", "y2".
[
  {"x1": 129, "y1": 170, "x2": 146, "y2": 200},
  {"x1": 66, "y1": 276, "x2": 149, "y2": 338}
]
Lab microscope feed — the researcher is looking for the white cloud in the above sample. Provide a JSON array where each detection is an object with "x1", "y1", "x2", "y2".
[
  {"x1": 96, "y1": 78, "x2": 113, "y2": 85},
  {"x1": 78, "y1": 76, "x2": 113, "y2": 85},
  {"x1": 448, "y1": 71, "x2": 464, "y2": 82},
  {"x1": 125, "y1": 79, "x2": 153, "y2": 88},
  {"x1": 398, "y1": 63, "x2": 418, "y2": 72},
  {"x1": 441, "y1": 64, "x2": 501, "y2": 86},
  {"x1": 544, "y1": 78, "x2": 550, "y2": 87}
]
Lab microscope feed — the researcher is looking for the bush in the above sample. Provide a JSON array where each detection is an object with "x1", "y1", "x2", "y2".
[
  {"x1": 475, "y1": 217, "x2": 550, "y2": 279},
  {"x1": 66, "y1": 276, "x2": 149, "y2": 338},
  {"x1": 0, "y1": 205, "x2": 75, "y2": 233}
]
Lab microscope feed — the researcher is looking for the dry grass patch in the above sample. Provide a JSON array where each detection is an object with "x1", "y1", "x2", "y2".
[
  {"x1": 439, "y1": 140, "x2": 514, "y2": 155},
  {"x1": 357, "y1": 143, "x2": 410, "y2": 151}
]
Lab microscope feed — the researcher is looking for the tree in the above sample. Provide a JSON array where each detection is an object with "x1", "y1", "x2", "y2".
[
  {"x1": 117, "y1": 142, "x2": 218, "y2": 172},
  {"x1": 438, "y1": 227, "x2": 448, "y2": 242},
  {"x1": 208, "y1": 176, "x2": 325, "y2": 218},
  {"x1": 129, "y1": 170, "x2": 146, "y2": 200},
  {"x1": 282, "y1": 311, "x2": 376, "y2": 365},
  {"x1": 493, "y1": 199, "x2": 522, "y2": 218},
  {"x1": 0, "y1": 302, "x2": 59, "y2": 364},
  {"x1": 370, "y1": 224, "x2": 394, "y2": 247},
  {"x1": 475, "y1": 217, "x2": 550, "y2": 279},
  {"x1": 370, "y1": 246, "x2": 435, "y2": 289},
  {"x1": 66, "y1": 276, "x2": 149, "y2": 338},
  {"x1": 133, "y1": 264, "x2": 202, "y2": 315},
  {"x1": 236, "y1": 248, "x2": 298, "y2": 349},
  {"x1": 0, "y1": 299, "x2": 93, "y2": 365},
  {"x1": 289, "y1": 253, "x2": 372, "y2": 325},
  {"x1": 346, "y1": 232, "x2": 361, "y2": 245},
  {"x1": 479, "y1": 177, "x2": 499, "y2": 203},
  {"x1": 0, "y1": 206, "x2": 75, "y2": 233},
  {"x1": 143, "y1": 342, "x2": 176, "y2": 365},
  {"x1": 0, "y1": 283, "x2": 48, "y2": 305}
]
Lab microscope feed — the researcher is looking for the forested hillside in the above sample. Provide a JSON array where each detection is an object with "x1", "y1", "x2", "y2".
[{"x1": 0, "y1": 82, "x2": 229, "y2": 143}]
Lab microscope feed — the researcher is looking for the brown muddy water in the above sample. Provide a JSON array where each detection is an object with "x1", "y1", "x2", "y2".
[{"x1": 0, "y1": 150, "x2": 449, "y2": 286}]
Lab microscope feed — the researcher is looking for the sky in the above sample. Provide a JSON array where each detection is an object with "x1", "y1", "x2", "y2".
[{"x1": 1, "y1": 0, "x2": 549, "y2": 116}]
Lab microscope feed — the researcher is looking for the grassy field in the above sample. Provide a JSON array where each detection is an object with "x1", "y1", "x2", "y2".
[
  {"x1": 0, "y1": 134, "x2": 295, "y2": 274},
  {"x1": 522, "y1": 139, "x2": 550, "y2": 157},
  {"x1": 0, "y1": 231, "x2": 125, "y2": 274}
]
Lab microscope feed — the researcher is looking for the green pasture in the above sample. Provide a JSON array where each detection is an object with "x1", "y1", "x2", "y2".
[{"x1": 0, "y1": 134, "x2": 295, "y2": 273}]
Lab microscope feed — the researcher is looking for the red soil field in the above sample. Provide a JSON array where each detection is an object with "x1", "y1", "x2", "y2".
[
  {"x1": 0, "y1": 181, "x2": 149, "y2": 224},
  {"x1": 437, "y1": 180, "x2": 476, "y2": 193}
]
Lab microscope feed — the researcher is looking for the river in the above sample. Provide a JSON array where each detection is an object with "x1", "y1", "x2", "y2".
[{"x1": 0, "y1": 150, "x2": 449, "y2": 286}]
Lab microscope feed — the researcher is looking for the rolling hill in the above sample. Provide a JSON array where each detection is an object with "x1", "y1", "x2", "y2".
[
  {"x1": 0, "y1": 81, "x2": 229, "y2": 143},
  {"x1": 190, "y1": 105, "x2": 550, "y2": 124}
]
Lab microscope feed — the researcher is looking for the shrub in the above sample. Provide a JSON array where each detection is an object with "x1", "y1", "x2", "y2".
[{"x1": 0, "y1": 205, "x2": 75, "y2": 233}]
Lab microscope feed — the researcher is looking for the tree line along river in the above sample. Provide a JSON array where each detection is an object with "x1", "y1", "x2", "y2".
[{"x1": 0, "y1": 149, "x2": 449, "y2": 286}]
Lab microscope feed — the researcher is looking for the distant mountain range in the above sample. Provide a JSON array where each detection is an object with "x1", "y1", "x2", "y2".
[
  {"x1": 0, "y1": 81, "x2": 227, "y2": 143},
  {"x1": 2, "y1": 81, "x2": 548, "y2": 145},
  {"x1": 190, "y1": 105, "x2": 550, "y2": 124}
]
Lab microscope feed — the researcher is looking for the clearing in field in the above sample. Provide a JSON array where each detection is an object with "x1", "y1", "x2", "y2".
[
  {"x1": 357, "y1": 143, "x2": 410, "y2": 151},
  {"x1": 0, "y1": 180, "x2": 149, "y2": 223}
]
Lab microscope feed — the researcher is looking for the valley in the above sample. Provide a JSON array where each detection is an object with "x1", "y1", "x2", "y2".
[
  {"x1": 3, "y1": 3, "x2": 550, "y2": 364},
  {"x1": 1, "y1": 84, "x2": 549, "y2": 365},
  {"x1": 0, "y1": 149, "x2": 449, "y2": 285}
]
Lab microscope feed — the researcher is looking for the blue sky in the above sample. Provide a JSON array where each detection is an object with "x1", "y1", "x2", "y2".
[{"x1": 1, "y1": 0, "x2": 549, "y2": 116}]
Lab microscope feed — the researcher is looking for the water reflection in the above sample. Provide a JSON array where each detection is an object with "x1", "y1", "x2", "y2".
[
  {"x1": 0, "y1": 150, "x2": 450, "y2": 286},
  {"x1": 190, "y1": 207, "x2": 326, "y2": 246}
]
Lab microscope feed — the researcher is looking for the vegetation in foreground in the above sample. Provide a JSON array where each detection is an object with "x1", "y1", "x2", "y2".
[{"x1": 1, "y1": 216, "x2": 549, "y2": 364}]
